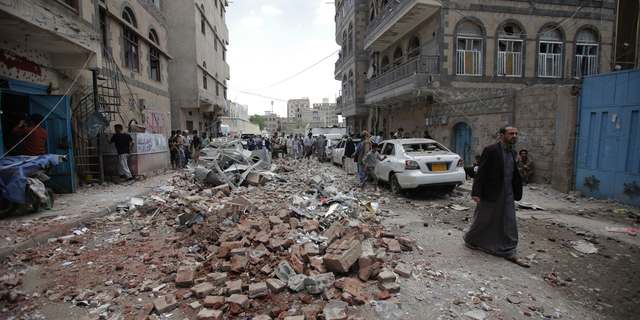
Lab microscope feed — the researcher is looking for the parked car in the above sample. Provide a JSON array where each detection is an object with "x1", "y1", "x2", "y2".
[
  {"x1": 374, "y1": 138, "x2": 465, "y2": 194},
  {"x1": 324, "y1": 138, "x2": 342, "y2": 162},
  {"x1": 331, "y1": 138, "x2": 360, "y2": 167}
]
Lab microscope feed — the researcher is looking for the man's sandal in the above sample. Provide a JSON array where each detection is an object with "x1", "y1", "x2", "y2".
[
  {"x1": 505, "y1": 255, "x2": 530, "y2": 268},
  {"x1": 465, "y1": 242, "x2": 479, "y2": 251}
]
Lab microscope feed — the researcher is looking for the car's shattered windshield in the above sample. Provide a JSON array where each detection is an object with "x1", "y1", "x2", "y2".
[{"x1": 402, "y1": 143, "x2": 445, "y2": 152}]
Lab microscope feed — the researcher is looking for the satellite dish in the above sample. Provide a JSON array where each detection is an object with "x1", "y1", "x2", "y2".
[{"x1": 367, "y1": 66, "x2": 375, "y2": 79}]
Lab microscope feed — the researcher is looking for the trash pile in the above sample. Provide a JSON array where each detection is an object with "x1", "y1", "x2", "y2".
[{"x1": 0, "y1": 155, "x2": 418, "y2": 320}]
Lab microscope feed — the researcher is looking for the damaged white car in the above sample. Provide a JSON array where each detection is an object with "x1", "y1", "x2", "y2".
[{"x1": 375, "y1": 138, "x2": 466, "y2": 194}]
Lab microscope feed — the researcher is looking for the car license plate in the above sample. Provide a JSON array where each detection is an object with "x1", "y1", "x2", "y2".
[{"x1": 432, "y1": 163, "x2": 446, "y2": 171}]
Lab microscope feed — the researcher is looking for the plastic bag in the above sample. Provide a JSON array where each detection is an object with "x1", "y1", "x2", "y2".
[{"x1": 374, "y1": 301, "x2": 402, "y2": 319}]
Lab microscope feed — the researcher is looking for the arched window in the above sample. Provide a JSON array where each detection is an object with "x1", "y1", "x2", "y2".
[
  {"x1": 149, "y1": 29, "x2": 161, "y2": 82},
  {"x1": 381, "y1": 0, "x2": 389, "y2": 8},
  {"x1": 201, "y1": 3, "x2": 204, "y2": 12},
  {"x1": 456, "y1": 21, "x2": 483, "y2": 75},
  {"x1": 361, "y1": 118, "x2": 367, "y2": 133},
  {"x1": 122, "y1": 7, "x2": 137, "y2": 28},
  {"x1": 393, "y1": 46, "x2": 403, "y2": 67},
  {"x1": 381, "y1": 55, "x2": 390, "y2": 73},
  {"x1": 342, "y1": 75, "x2": 348, "y2": 100},
  {"x1": 201, "y1": 13, "x2": 206, "y2": 34},
  {"x1": 149, "y1": 29, "x2": 160, "y2": 45},
  {"x1": 342, "y1": 31, "x2": 347, "y2": 57},
  {"x1": 202, "y1": 61, "x2": 207, "y2": 69},
  {"x1": 575, "y1": 28, "x2": 598, "y2": 77},
  {"x1": 348, "y1": 24, "x2": 354, "y2": 55},
  {"x1": 123, "y1": 7, "x2": 139, "y2": 71},
  {"x1": 348, "y1": 70, "x2": 354, "y2": 101},
  {"x1": 497, "y1": 23, "x2": 523, "y2": 77},
  {"x1": 538, "y1": 26, "x2": 563, "y2": 78},
  {"x1": 408, "y1": 36, "x2": 420, "y2": 59}
]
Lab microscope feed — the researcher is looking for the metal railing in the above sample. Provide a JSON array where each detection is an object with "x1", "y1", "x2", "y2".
[
  {"x1": 456, "y1": 50, "x2": 482, "y2": 76},
  {"x1": 366, "y1": 0, "x2": 409, "y2": 36},
  {"x1": 538, "y1": 53, "x2": 562, "y2": 78},
  {"x1": 575, "y1": 55, "x2": 598, "y2": 77},
  {"x1": 335, "y1": 56, "x2": 342, "y2": 71},
  {"x1": 497, "y1": 52, "x2": 522, "y2": 77},
  {"x1": 366, "y1": 55, "x2": 439, "y2": 92}
]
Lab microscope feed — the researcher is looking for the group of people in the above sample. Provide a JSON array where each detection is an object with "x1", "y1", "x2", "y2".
[
  {"x1": 245, "y1": 132, "x2": 330, "y2": 162},
  {"x1": 168, "y1": 130, "x2": 209, "y2": 169}
]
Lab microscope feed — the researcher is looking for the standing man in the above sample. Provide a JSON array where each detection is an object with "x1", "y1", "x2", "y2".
[
  {"x1": 376, "y1": 131, "x2": 383, "y2": 144},
  {"x1": 393, "y1": 127, "x2": 404, "y2": 139},
  {"x1": 182, "y1": 130, "x2": 191, "y2": 167},
  {"x1": 517, "y1": 150, "x2": 534, "y2": 185},
  {"x1": 356, "y1": 131, "x2": 372, "y2": 184},
  {"x1": 317, "y1": 135, "x2": 326, "y2": 162},
  {"x1": 169, "y1": 130, "x2": 179, "y2": 169},
  {"x1": 11, "y1": 114, "x2": 48, "y2": 156},
  {"x1": 201, "y1": 133, "x2": 210, "y2": 148},
  {"x1": 192, "y1": 130, "x2": 202, "y2": 163},
  {"x1": 361, "y1": 142, "x2": 387, "y2": 191},
  {"x1": 303, "y1": 132, "x2": 314, "y2": 161},
  {"x1": 280, "y1": 133, "x2": 288, "y2": 159},
  {"x1": 344, "y1": 133, "x2": 356, "y2": 175},
  {"x1": 464, "y1": 125, "x2": 528, "y2": 267},
  {"x1": 105, "y1": 124, "x2": 135, "y2": 182},
  {"x1": 288, "y1": 135, "x2": 294, "y2": 159},
  {"x1": 424, "y1": 130, "x2": 434, "y2": 140},
  {"x1": 247, "y1": 135, "x2": 256, "y2": 151}
]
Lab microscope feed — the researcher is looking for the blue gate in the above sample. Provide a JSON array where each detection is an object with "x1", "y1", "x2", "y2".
[
  {"x1": 455, "y1": 122, "x2": 472, "y2": 164},
  {"x1": 575, "y1": 69, "x2": 640, "y2": 206}
]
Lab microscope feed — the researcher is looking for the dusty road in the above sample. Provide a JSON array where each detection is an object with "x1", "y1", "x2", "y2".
[{"x1": 0, "y1": 158, "x2": 638, "y2": 320}]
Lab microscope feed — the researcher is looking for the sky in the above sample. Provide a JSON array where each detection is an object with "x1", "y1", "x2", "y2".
[{"x1": 225, "y1": 0, "x2": 341, "y2": 119}]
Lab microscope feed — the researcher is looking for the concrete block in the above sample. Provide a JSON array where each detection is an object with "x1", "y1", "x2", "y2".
[
  {"x1": 323, "y1": 300, "x2": 348, "y2": 320},
  {"x1": 196, "y1": 308, "x2": 223, "y2": 320},
  {"x1": 275, "y1": 261, "x2": 297, "y2": 282},
  {"x1": 304, "y1": 273, "x2": 335, "y2": 294},
  {"x1": 249, "y1": 282, "x2": 269, "y2": 299},
  {"x1": 226, "y1": 294, "x2": 249, "y2": 308},
  {"x1": 230, "y1": 255, "x2": 248, "y2": 273},
  {"x1": 226, "y1": 279, "x2": 242, "y2": 295},
  {"x1": 266, "y1": 278, "x2": 286, "y2": 293},
  {"x1": 213, "y1": 184, "x2": 231, "y2": 196},
  {"x1": 377, "y1": 270, "x2": 396, "y2": 283},
  {"x1": 153, "y1": 294, "x2": 177, "y2": 314},
  {"x1": 175, "y1": 266, "x2": 195, "y2": 287},
  {"x1": 323, "y1": 239, "x2": 362, "y2": 273},
  {"x1": 287, "y1": 274, "x2": 308, "y2": 292},
  {"x1": 377, "y1": 282, "x2": 401, "y2": 293},
  {"x1": 343, "y1": 278, "x2": 361, "y2": 297},
  {"x1": 192, "y1": 282, "x2": 214, "y2": 298},
  {"x1": 207, "y1": 272, "x2": 228, "y2": 286},
  {"x1": 203, "y1": 295, "x2": 225, "y2": 309},
  {"x1": 394, "y1": 263, "x2": 412, "y2": 278}
]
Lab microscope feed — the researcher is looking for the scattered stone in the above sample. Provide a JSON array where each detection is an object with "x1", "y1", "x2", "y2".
[
  {"x1": 323, "y1": 300, "x2": 348, "y2": 320},
  {"x1": 153, "y1": 294, "x2": 177, "y2": 314},
  {"x1": 304, "y1": 273, "x2": 335, "y2": 294},
  {"x1": 507, "y1": 294, "x2": 521, "y2": 304},
  {"x1": 287, "y1": 274, "x2": 308, "y2": 292},
  {"x1": 394, "y1": 263, "x2": 412, "y2": 278}
]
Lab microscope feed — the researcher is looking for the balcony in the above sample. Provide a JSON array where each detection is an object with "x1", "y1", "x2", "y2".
[
  {"x1": 335, "y1": 95, "x2": 343, "y2": 115},
  {"x1": 364, "y1": 0, "x2": 440, "y2": 52},
  {"x1": 334, "y1": 56, "x2": 343, "y2": 79},
  {"x1": 365, "y1": 55, "x2": 439, "y2": 104}
]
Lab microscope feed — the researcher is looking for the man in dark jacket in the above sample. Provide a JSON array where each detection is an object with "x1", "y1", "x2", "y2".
[
  {"x1": 344, "y1": 133, "x2": 356, "y2": 175},
  {"x1": 464, "y1": 124, "x2": 528, "y2": 267}
]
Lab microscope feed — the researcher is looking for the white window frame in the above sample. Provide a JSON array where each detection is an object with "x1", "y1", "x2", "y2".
[
  {"x1": 497, "y1": 39, "x2": 522, "y2": 77},
  {"x1": 575, "y1": 43, "x2": 598, "y2": 77},
  {"x1": 538, "y1": 41, "x2": 562, "y2": 78},
  {"x1": 456, "y1": 37, "x2": 482, "y2": 76}
]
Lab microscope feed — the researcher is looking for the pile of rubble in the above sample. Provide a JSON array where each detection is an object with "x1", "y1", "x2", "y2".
[{"x1": 0, "y1": 155, "x2": 419, "y2": 320}]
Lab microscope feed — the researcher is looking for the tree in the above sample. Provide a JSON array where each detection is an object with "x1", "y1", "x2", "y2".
[{"x1": 250, "y1": 115, "x2": 265, "y2": 131}]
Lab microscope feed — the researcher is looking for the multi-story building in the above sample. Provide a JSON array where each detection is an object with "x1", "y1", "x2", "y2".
[
  {"x1": 287, "y1": 98, "x2": 311, "y2": 119},
  {"x1": 287, "y1": 97, "x2": 340, "y2": 127},
  {"x1": 0, "y1": 0, "x2": 171, "y2": 189},
  {"x1": 313, "y1": 98, "x2": 339, "y2": 126},
  {"x1": 227, "y1": 101, "x2": 249, "y2": 121},
  {"x1": 334, "y1": 0, "x2": 634, "y2": 189},
  {"x1": 166, "y1": 0, "x2": 230, "y2": 136}
]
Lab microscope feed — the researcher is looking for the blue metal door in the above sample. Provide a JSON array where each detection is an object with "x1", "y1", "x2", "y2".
[
  {"x1": 575, "y1": 69, "x2": 640, "y2": 205},
  {"x1": 29, "y1": 95, "x2": 75, "y2": 194},
  {"x1": 455, "y1": 122, "x2": 471, "y2": 164}
]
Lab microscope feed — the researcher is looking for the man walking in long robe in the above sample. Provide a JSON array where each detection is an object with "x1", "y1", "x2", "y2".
[{"x1": 464, "y1": 124, "x2": 529, "y2": 267}]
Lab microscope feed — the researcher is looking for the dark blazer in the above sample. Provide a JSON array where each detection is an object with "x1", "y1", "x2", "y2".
[
  {"x1": 344, "y1": 138, "x2": 355, "y2": 157},
  {"x1": 471, "y1": 142, "x2": 523, "y2": 202}
]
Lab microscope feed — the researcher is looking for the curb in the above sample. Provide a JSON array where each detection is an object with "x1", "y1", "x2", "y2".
[{"x1": 0, "y1": 188, "x2": 154, "y2": 261}]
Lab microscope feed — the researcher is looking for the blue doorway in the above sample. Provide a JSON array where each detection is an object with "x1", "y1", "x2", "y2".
[{"x1": 455, "y1": 122, "x2": 472, "y2": 164}]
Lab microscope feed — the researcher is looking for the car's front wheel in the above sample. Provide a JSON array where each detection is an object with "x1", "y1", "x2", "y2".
[{"x1": 390, "y1": 173, "x2": 403, "y2": 194}]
